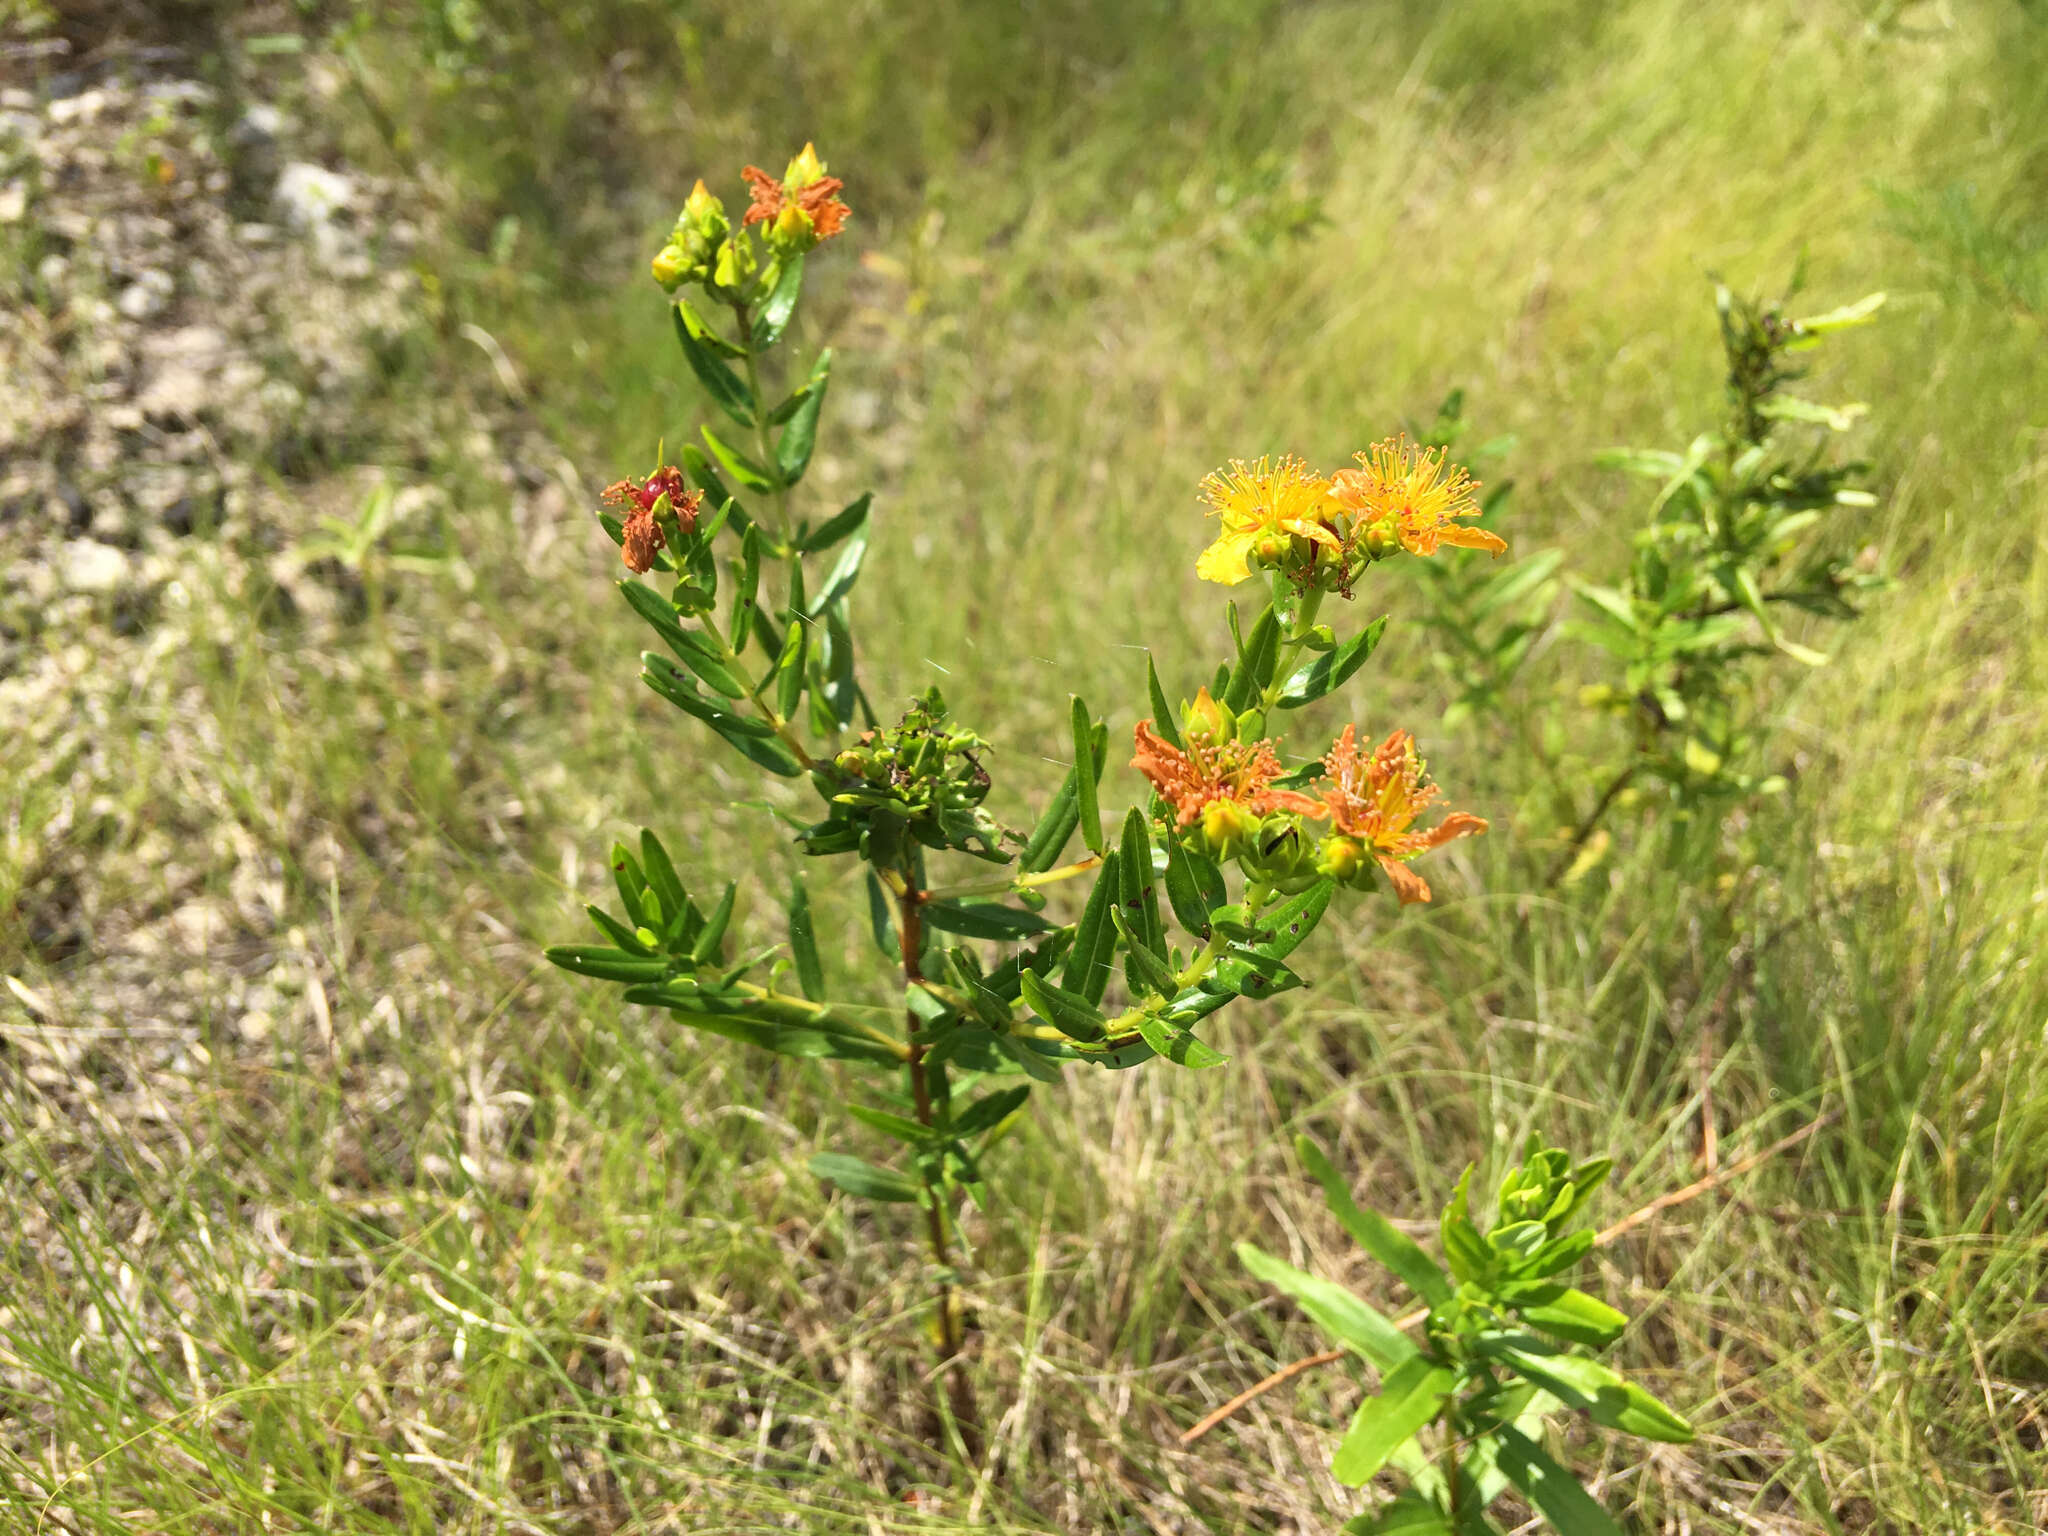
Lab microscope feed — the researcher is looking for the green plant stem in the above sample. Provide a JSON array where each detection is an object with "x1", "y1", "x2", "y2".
[
  {"x1": 924, "y1": 854, "x2": 1102, "y2": 903},
  {"x1": 893, "y1": 867, "x2": 978, "y2": 1433},
  {"x1": 708, "y1": 622, "x2": 817, "y2": 770},
  {"x1": 1259, "y1": 588, "x2": 1326, "y2": 714}
]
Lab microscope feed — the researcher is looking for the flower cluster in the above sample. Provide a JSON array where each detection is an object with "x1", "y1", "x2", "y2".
[
  {"x1": 652, "y1": 143, "x2": 851, "y2": 295},
  {"x1": 1196, "y1": 437, "x2": 1504, "y2": 591},
  {"x1": 603, "y1": 465, "x2": 701, "y2": 574},
  {"x1": 1132, "y1": 709, "x2": 1486, "y2": 903}
]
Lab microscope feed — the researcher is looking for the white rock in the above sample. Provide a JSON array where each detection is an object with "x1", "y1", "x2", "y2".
[
  {"x1": 273, "y1": 161, "x2": 353, "y2": 230},
  {"x1": 0, "y1": 180, "x2": 25, "y2": 223},
  {"x1": 61, "y1": 539, "x2": 131, "y2": 593}
]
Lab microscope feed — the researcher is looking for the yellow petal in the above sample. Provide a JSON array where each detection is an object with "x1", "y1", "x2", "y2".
[
  {"x1": 1437, "y1": 525, "x2": 1509, "y2": 555},
  {"x1": 1196, "y1": 532, "x2": 1254, "y2": 585}
]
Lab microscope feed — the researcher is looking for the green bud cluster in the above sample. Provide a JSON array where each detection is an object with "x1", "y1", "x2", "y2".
[{"x1": 806, "y1": 688, "x2": 1004, "y2": 862}]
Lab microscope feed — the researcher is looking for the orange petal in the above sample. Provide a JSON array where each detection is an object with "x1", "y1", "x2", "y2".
[
  {"x1": 1379, "y1": 856, "x2": 1433, "y2": 905},
  {"x1": 1412, "y1": 811, "x2": 1490, "y2": 852}
]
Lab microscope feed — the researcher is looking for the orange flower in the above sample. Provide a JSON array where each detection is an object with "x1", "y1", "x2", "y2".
[
  {"x1": 1132, "y1": 719, "x2": 1325, "y2": 830},
  {"x1": 1330, "y1": 437, "x2": 1505, "y2": 558},
  {"x1": 604, "y1": 466, "x2": 701, "y2": 575},
  {"x1": 741, "y1": 143, "x2": 850, "y2": 250},
  {"x1": 1319, "y1": 726, "x2": 1487, "y2": 903}
]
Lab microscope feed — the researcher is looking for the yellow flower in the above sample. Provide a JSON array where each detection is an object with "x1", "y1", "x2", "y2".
[
  {"x1": 1318, "y1": 726, "x2": 1487, "y2": 903},
  {"x1": 1330, "y1": 437, "x2": 1505, "y2": 559},
  {"x1": 1131, "y1": 720, "x2": 1324, "y2": 830},
  {"x1": 1195, "y1": 455, "x2": 1338, "y2": 585}
]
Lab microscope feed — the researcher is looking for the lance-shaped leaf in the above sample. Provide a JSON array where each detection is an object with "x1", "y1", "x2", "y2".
[
  {"x1": 1224, "y1": 603, "x2": 1279, "y2": 712},
  {"x1": 846, "y1": 1104, "x2": 934, "y2": 1146},
  {"x1": 1492, "y1": 1425, "x2": 1626, "y2": 1536},
  {"x1": 754, "y1": 253, "x2": 805, "y2": 347},
  {"x1": 1071, "y1": 696, "x2": 1103, "y2": 855},
  {"x1": 544, "y1": 945, "x2": 672, "y2": 983},
  {"x1": 620, "y1": 585, "x2": 751, "y2": 699},
  {"x1": 809, "y1": 528, "x2": 868, "y2": 616},
  {"x1": 639, "y1": 829, "x2": 688, "y2": 925},
  {"x1": 1018, "y1": 969, "x2": 1108, "y2": 1042},
  {"x1": 1145, "y1": 655, "x2": 1182, "y2": 749},
  {"x1": 1235, "y1": 1242, "x2": 1416, "y2": 1370},
  {"x1": 953, "y1": 1084, "x2": 1030, "y2": 1139},
  {"x1": 1247, "y1": 877, "x2": 1336, "y2": 962},
  {"x1": 774, "y1": 616, "x2": 808, "y2": 720},
  {"x1": 701, "y1": 423, "x2": 779, "y2": 493},
  {"x1": 1020, "y1": 720, "x2": 1104, "y2": 873},
  {"x1": 809, "y1": 1152, "x2": 922, "y2": 1203},
  {"x1": 1330, "y1": 1354, "x2": 1458, "y2": 1486},
  {"x1": 1133, "y1": 1012, "x2": 1226, "y2": 1068},
  {"x1": 672, "y1": 300, "x2": 755, "y2": 426},
  {"x1": 1512, "y1": 1285, "x2": 1628, "y2": 1349},
  {"x1": 776, "y1": 348, "x2": 831, "y2": 484},
  {"x1": 1341, "y1": 1492, "x2": 1455, "y2": 1535},
  {"x1": 611, "y1": 841, "x2": 652, "y2": 930},
  {"x1": 923, "y1": 899, "x2": 1056, "y2": 940},
  {"x1": 1298, "y1": 1136, "x2": 1454, "y2": 1307},
  {"x1": 689, "y1": 883, "x2": 737, "y2": 965},
  {"x1": 1277, "y1": 615, "x2": 1388, "y2": 709},
  {"x1": 787, "y1": 872, "x2": 825, "y2": 1001},
  {"x1": 800, "y1": 492, "x2": 870, "y2": 554},
  {"x1": 641, "y1": 653, "x2": 804, "y2": 776},
  {"x1": 1110, "y1": 906, "x2": 1177, "y2": 998},
  {"x1": 583, "y1": 903, "x2": 653, "y2": 954},
  {"x1": 1117, "y1": 807, "x2": 1166, "y2": 972},
  {"x1": 1472, "y1": 1334, "x2": 1694, "y2": 1442},
  {"x1": 1060, "y1": 849, "x2": 1121, "y2": 1004},
  {"x1": 1162, "y1": 835, "x2": 1227, "y2": 935},
  {"x1": 731, "y1": 525, "x2": 763, "y2": 653}
]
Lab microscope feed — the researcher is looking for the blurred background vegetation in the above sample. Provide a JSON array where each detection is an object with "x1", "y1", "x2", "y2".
[{"x1": 3, "y1": 0, "x2": 2045, "y2": 1530}]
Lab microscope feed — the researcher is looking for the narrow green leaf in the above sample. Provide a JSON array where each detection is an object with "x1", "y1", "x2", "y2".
[
  {"x1": 1110, "y1": 907, "x2": 1178, "y2": 997},
  {"x1": 1224, "y1": 604, "x2": 1279, "y2": 712},
  {"x1": 1277, "y1": 615, "x2": 1389, "y2": 709},
  {"x1": 787, "y1": 873, "x2": 825, "y2": 1001},
  {"x1": 1247, "y1": 878, "x2": 1336, "y2": 962},
  {"x1": 923, "y1": 900, "x2": 1056, "y2": 939},
  {"x1": 544, "y1": 945, "x2": 671, "y2": 983},
  {"x1": 809, "y1": 529, "x2": 868, "y2": 616},
  {"x1": 1331, "y1": 1355, "x2": 1458, "y2": 1486},
  {"x1": 1117, "y1": 807, "x2": 1165, "y2": 967},
  {"x1": 584, "y1": 904, "x2": 653, "y2": 955},
  {"x1": 1515, "y1": 1286, "x2": 1628, "y2": 1349},
  {"x1": 809, "y1": 1152, "x2": 921, "y2": 1203},
  {"x1": 1440, "y1": 1167, "x2": 1492, "y2": 1285},
  {"x1": 954, "y1": 1084, "x2": 1031, "y2": 1139},
  {"x1": 776, "y1": 348, "x2": 831, "y2": 484},
  {"x1": 1071, "y1": 696, "x2": 1103, "y2": 855},
  {"x1": 800, "y1": 492, "x2": 871, "y2": 554},
  {"x1": 1146, "y1": 656, "x2": 1182, "y2": 749},
  {"x1": 732, "y1": 525, "x2": 763, "y2": 654},
  {"x1": 672, "y1": 301, "x2": 756, "y2": 426},
  {"x1": 1235, "y1": 1243, "x2": 1417, "y2": 1370},
  {"x1": 1060, "y1": 850, "x2": 1121, "y2": 1004},
  {"x1": 701, "y1": 423, "x2": 778, "y2": 493},
  {"x1": 774, "y1": 616, "x2": 808, "y2": 721},
  {"x1": 610, "y1": 841, "x2": 651, "y2": 930},
  {"x1": 1161, "y1": 834, "x2": 1221, "y2": 935},
  {"x1": 1475, "y1": 1336, "x2": 1695, "y2": 1443},
  {"x1": 689, "y1": 883, "x2": 737, "y2": 965},
  {"x1": 1133, "y1": 1012, "x2": 1227, "y2": 1068},
  {"x1": 1298, "y1": 1136, "x2": 1455, "y2": 1306},
  {"x1": 1018, "y1": 969, "x2": 1108, "y2": 1042},
  {"x1": 1493, "y1": 1426, "x2": 1627, "y2": 1536},
  {"x1": 865, "y1": 870, "x2": 897, "y2": 958}
]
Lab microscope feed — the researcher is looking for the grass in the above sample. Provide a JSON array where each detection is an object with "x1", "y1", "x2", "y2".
[{"x1": 4, "y1": 0, "x2": 2046, "y2": 1530}]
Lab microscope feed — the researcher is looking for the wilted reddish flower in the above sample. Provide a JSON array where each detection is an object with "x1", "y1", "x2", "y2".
[
  {"x1": 603, "y1": 466, "x2": 701, "y2": 575},
  {"x1": 1132, "y1": 719, "x2": 1324, "y2": 830},
  {"x1": 1319, "y1": 726, "x2": 1487, "y2": 903}
]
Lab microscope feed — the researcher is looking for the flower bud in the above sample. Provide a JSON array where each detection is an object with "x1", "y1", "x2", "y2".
[
  {"x1": 683, "y1": 178, "x2": 728, "y2": 238},
  {"x1": 1198, "y1": 799, "x2": 1259, "y2": 859},
  {"x1": 651, "y1": 242, "x2": 690, "y2": 292},
  {"x1": 784, "y1": 142, "x2": 829, "y2": 190},
  {"x1": 1315, "y1": 834, "x2": 1367, "y2": 884},
  {"x1": 1241, "y1": 817, "x2": 1317, "y2": 888},
  {"x1": 834, "y1": 749, "x2": 873, "y2": 778},
  {"x1": 1362, "y1": 523, "x2": 1397, "y2": 559},
  {"x1": 766, "y1": 201, "x2": 816, "y2": 257},
  {"x1": 1181, "y1": 686, "x2": 1236, "y2": 747}
]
